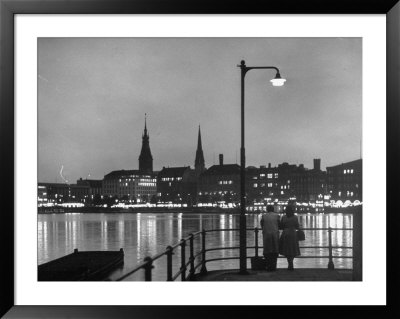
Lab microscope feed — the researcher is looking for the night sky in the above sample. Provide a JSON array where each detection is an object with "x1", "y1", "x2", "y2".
[{"x1": 38, "y1": 38, "x2": 361, "y2": 183}]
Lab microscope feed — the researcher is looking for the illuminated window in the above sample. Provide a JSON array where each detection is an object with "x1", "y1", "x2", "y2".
[
  {"x1": 267, "y1": 174, "x2": 273, "y2": 178},
  {"x1": 351, "y1": 169, "x2": 354, "y2": 174},
  {"x1": 268, "y1": 183, "x2": 273, "y2": 187},
  {"x1": 281, "y1": 191, "x2": 284, "y2": 195},
  {"x1": 260, "y1": 174, "x2": 265, "y2": 178},
  {"x1": 274, "y1": 173, "x2": 278, "y2": 178},
  {"x1": 253, "y1": 183, "x2": 258, "y2": 188},
  {"x1": 343, "y1": 170, "x2": 346, "y2": 174}
]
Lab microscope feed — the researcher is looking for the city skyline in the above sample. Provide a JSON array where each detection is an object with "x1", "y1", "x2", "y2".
[{"x1": 38, "y1": 38, "x2": 362, "y2": 183}]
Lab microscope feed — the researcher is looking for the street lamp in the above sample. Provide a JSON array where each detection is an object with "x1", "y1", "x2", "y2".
[{"x1": 238, "y1": 60, "x2": 286, "y2": 274}]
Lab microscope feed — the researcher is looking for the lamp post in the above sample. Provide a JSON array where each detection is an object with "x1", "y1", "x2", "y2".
[{"x1": 238, "y1": 60, "x2": 286, "y2": 274}]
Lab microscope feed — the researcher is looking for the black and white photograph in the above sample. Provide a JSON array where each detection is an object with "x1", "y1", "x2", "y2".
[{"x1": 37, "y1": 37, "x2": 362, "y2": 282}]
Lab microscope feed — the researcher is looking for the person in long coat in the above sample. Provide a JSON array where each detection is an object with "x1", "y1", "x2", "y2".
[
  {"x1": 279, "y1": 205, "x2": 301, "y2": 270},
  {"x1": 260, "y1": 205, "x2": 280, "y2": 271}
]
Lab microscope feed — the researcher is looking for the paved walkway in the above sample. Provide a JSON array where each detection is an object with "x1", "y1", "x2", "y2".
[{"x1": 194, "y1": 268, "x2": 353, "y2": 281}]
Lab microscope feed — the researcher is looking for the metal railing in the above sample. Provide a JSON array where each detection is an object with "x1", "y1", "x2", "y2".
[{"x1": 116, "y1": 227, "x2": 353, "y2": 281}]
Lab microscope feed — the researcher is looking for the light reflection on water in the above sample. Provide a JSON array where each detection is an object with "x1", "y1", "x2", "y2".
[{"x1": 38, "y1": 212, "x2": 353, "y2": 281}]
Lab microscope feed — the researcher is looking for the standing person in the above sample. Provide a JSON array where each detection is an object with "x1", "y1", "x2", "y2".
[
  {"x1": 279, "y1": 205, "x2": 300, "y2": 270},
  {"x1": 260, "y1": 205, "x2": 280, "y2": 271}
]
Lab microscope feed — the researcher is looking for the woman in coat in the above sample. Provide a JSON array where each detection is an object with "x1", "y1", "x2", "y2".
[{"x1": 279, "y1": 205, "x2": 300, "y2": 270}]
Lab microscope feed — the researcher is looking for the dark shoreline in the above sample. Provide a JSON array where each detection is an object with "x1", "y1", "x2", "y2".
[
  {"x1": 37, "y1": 206, "x2": 242, "y2": 215},
  {"x1": 37, "y1": 206, "x2": 361, "y2": 215}
]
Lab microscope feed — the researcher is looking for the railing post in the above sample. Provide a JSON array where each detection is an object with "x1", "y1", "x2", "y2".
[
  {"x1": 166, "y1": 246, "x2": 173, "y2": 281},
  {"x1": 143, "y1": 256, "x2": 154, "y2": 281},
  {"x1": 180, "y1": 239, "x2": 187, "y2": 281},
  {"x1": 327, "y1": 227, "x2": 335, "y2": 270},
  {"x1": 188, "y1": 233, "x2": 196, "y2": 281},
  {"x1": 200, "y1": 229, "x2": 208, "y2": 274},
  {"x1": 254, "y1": 227, "x2": 259, "y2": 257},
  {"x1": 352, "y1": 206, "x2": 362, "y2": 281}
]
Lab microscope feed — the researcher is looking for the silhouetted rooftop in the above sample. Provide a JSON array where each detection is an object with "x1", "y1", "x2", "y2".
[
  {"x1": 203, "y1": 164, "x2": 240, "y2": 176},
  {"x1": 104, "y1": 170, "x2": 142, "y2": 179},
  {"x1": 326, "y1": 159, "x2": 362, "y2": 170},
  {"x1": 158, "y1": 166, "x2": 191, "y2": 177}
]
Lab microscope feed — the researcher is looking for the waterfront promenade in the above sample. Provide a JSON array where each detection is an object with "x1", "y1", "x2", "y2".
[{"x1": 38, "y1": 212, "x2": 359, "y2": 281}]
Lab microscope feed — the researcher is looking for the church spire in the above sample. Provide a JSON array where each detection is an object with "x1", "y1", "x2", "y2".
[
  {"x1": 197, "y1": 125, "x2": 202, "y2": 149},
  {"x1": 194, "y1": 125, "x2": 205, "y2": 175},
  {"x1": 139, "y1": 114, "x2": 153, "y2": 174},
  {"x1": 143, "y1": 113, "x2": 148, "y2": 137}
]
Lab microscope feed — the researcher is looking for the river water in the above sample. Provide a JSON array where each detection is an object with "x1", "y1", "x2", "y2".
[{"x1": 38, "y1": 212, "x2": 353, "y2": 281}]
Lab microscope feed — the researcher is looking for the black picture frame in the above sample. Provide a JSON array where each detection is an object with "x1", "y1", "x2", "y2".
[{"x1": 1, "y1": 0, "x2": 399, "y2": 318}]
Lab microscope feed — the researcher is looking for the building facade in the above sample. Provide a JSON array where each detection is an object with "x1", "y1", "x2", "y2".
[
  {"x1": 198, "y1": 154, "x2": 240, "y2": 205},
  {"x1": 157, "y1": 166, "x2": 197, "y2": 205},
  {"x1": 246, "y1": 159, "x2": 328, "y2": 212},
  {"x1": 76, "y1": 178, "x2": 103, "y2": 204},
  {"x1": 291, "y1": 159, "x2": 327, "y2": 212},
  {"x1": 246, "y1": 164, "x2": 280, "y2": 203},
  {"x1": 37, "y1": 182, "x2": 89, "y2": 205},
  {"x1": 327, "y1": 159, "x2": 362, "y2": 203},
  {"x1": 102, "y1": 170, "x2": 157, "y2": 203},
  {"x1": 246, "y1": 162, "x2": 303, "y2": 204},
  {"x1": 101, "y1": 115, "x2": 157, "y2": 203}
]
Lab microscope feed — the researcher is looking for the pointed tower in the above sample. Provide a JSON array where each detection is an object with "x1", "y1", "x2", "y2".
[
  {"x1": 194, "y1": 125, "x2": 206, "y2": 176},
  {"x1": 138, "y1": 114, "x2": 153, "y2": 174}
]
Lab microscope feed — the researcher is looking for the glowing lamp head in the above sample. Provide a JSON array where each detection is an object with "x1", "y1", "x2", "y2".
[{"x1": 270, "y1": 72, "x2": 286, "y2": 87}]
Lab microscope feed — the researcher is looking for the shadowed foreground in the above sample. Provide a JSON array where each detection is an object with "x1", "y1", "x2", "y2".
[{"x1": 194, "y1": 268, "x2": 353, "y2": 281}]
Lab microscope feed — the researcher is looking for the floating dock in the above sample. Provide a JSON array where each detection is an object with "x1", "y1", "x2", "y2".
[{"x1": 38, "y1": 249, "x2": 124, "y2": 281}]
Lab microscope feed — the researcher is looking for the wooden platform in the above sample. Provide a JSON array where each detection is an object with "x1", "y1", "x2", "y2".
[
  {"x1": 38, "y1": 249, "x2": 124, "y2": 281},
  {"x1": 194, "y1": 268, "x2": 353, "y2": 281}
]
